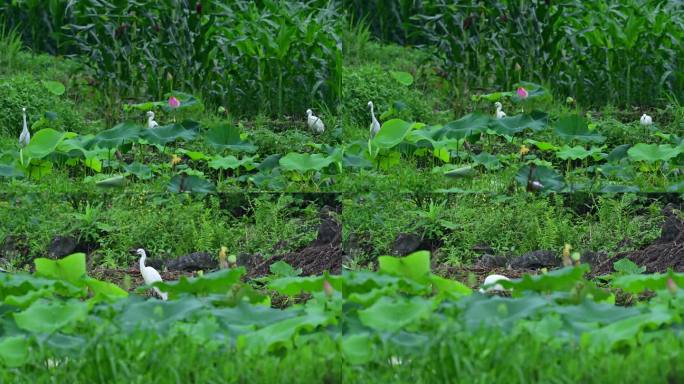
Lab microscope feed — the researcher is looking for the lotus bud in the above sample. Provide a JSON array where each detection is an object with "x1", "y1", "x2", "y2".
[
  {"x1": 667, "y1": 278, "x2": 678, "y2": 294},
  {"x1": 323, "y1": 280, "x2": 334, "y2": 297}
]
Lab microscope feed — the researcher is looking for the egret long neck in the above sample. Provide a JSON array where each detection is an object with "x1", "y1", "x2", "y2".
[
  {"x1": 370, "y1": 105, "x2": 376, "y2": 121},
  {"x1": 22, "y1": 111, "x2": 27, "y2": 129},
  {"x1": 139, "y1": 254, "x2": 146, "y2": 271}
]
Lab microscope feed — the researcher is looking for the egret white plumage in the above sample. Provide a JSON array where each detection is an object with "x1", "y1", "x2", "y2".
[
  {"x1": 146, "y1": 111, "x2": 159, "y2": 129},
  {"x1": 640, "y1": 113, "x2": 653, "y2": 126},
  {"x1": 136, "y1": 248, "x2": 167, "y2": 300},
  {"x1": 479, "y1": 274, "x2": 511, "y2": 293},
  {"x1": 306, "y1": 109, "x2": 325, "y2": 134},
  {"x1": 368, "y1": 101, "x2": 381, "y2": 137},
  {"x1": 19, "y1": 107, "x2": 30, "y2": 147},
  {"x1": 494, "y1": 102, "x2": 506, "y2": 119}
]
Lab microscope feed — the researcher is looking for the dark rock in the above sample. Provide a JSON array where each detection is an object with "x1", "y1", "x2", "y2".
[
  {"x1": 509, "y1": 250, "x2": 560, "y2": 269},
  {"x1": 1, "y1": 234, "x2": 27, "y2": 257},
  {"x1": 390, "y1": 233, "x2": 422, "y2": 256},
  {"x1": 581, "y1": 251, "x2": 607, "y2": 266},
  {"x1": 659, "y1": 204, "x2": 684, "y2": 243},
  {"x1": 164, "y1": 252, "x2": 217, "y2": 271},
  {"x1": 472, "y1": 243, "x2": 494, "y2": 255},
  {"x1": 312, "y1": 206, "x2": 341, "y2": 246},
  {"x1": 47, "y1": 235, "x2": 77, "y2": 259},
  {"x1": 474, "y1": 254, "x2": 508, "y2": 269}
]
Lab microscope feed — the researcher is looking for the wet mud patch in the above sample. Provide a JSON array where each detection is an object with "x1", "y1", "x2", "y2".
[
  {"x1": 593, "y1": 204, "x2": 684, "y2": 275},
  {"x1": 245, "y1": 205, "x2": 343, "y2": 278}
]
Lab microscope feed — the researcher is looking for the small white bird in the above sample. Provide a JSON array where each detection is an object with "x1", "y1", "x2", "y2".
[
  {"x1": 136, "y1": 248, "x2": 167, "y2": 300},
  {"x1": 306, "y1": 109, "x2": 325, "y2": 134},
  {"x1": 146, "y1": 111, "x2": 159, "y2": 129},
  {"x1": 19, "y1": 107, "x2": 30, "y2": 147},
  {"x1": 368, "y1": 101, "x2": 381, "y2": 138},
  {"x1": 640, "y1": 113, "x2": 653, "y2": 126},
  {"x1": 479, "y1": 274, "x2": 511, "y2": 293},
  {"x1": 494, "y1": 102, "x2": 506, "y2": 119}
]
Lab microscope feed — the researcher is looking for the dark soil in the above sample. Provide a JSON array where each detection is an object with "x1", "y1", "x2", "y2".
[
  {"x1": 592, "y1": 204, "x2": 684, "y2": 275},
  {"x1": 245, "y1": 205, "x2": 343, "y2": 278}
]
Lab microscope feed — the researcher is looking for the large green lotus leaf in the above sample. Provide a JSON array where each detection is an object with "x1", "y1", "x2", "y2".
[
  {"x1": 14, "y1": 299, "x2": 88, "y2": 333},
  {"x1": 167, "y1": 174, "x2": 216, "y2": 193},
  {"x1": 34, "y1": 253, "x2": 86, "y2": 285},
  {"x1": 557, "y1": 145, "x2": 591, "y2": 160},
  {"x1": 96, "y1": 175, "x2": 127, "y2": 188},
  {"x1": 436, "y1": 113, "x2": 490, "y2": 140},
  {"x1": 515, "y1": 165, "x2": 565, "y2": 191},
  {"x1": 501, "y1": 265, "x2": 590, "y2": 294},
  {"x1": 84, "y1": 277, "x2": 128, "y2": 301},
  {"x1": 378, "y1": 251, "x2": 431, "y2": 284},
  {"x1": 405, "y1": 125, "x2": 443, "y2": 147},
  {"x1": 90, "y1": 122, "x2": 142, "y2": 149},
  {"x1": 358, "y1": 296, "x2": 432, "y2": 332},
  {"x1": 268, "y1": 275, "x2": 344, "y2": 297},
  {"x1": 237, "y1": 310, "x2": 333, "y2": 354},
  {"x1": 611, "y1": 272, "x2": 684, "y2": 294},
  {"x1": 605, "y1": 144, "x2": 631, "y2": 163},
  {"x1": 554, "y1": 300, "x2": 640, "y2": 325},
  {"x1": 491, "y1": 113, "x2": 547, "y2": 136},
  {"x1": 581, "y1": 309, "x2": 672, "y2": 351},
  {"x1": 177, "y1": 148, "x2": 210, "y2": 161},
  {"x1": 342, "y1": 333, "x2": 374, "y2": 364},
  {"x1": 0, "y1": 164, "x2": 24, "y2": 178},
  {"x1": 4, "y1": 288, "x2": 55, "y2": 309},
  {"x1": 124, "y1": 162, "x2": 152, "y2": 180},
  {"x1": 430, "y1": 274, "x2": 472, "y2": 297},
  {"x1": 627, "y1": 143, "x2": 681, "y2": 163},
  {"x1": 211, "y1": 302, "x2": 296, "y2": 328},
  {"x1": 116, "y1": 297, "x2": 206, "y2": 331},
  {"x1": 463, "y1": 295, "x2": 549, "y2": 330},
  {"x1": 206, "y1": 123, "x2": 256, "y2": 152},
  {"x1": 42, "y1": 80, "x2": 65, "y2": 96},
  {"x1": 0, "y1": 336, "x2": 29, "y2": 367},
  {"x1": 525, "y1": 139, "x2": 559, "y2": 152},
  {"x1": 472, "y1": 152, "x2": 501, "y2": 170},
  {"x1": 209, "y1": 155, "x2": 256, "y2": 170},
  {"x1": 279, "y1": 152, "x2": 334, "y2": 172},
  {"x1": 390, "y1": 71, "x2": 414, "y2": 86},
  {"x1": 554, "y1": 115, "x2": 605, "y2": 143},
  {"x1": 56, "y1": 134, "x2": 95, "y2": 158},
  {"x1": 142, "y1": 123, "x2": 197, "y2": 146},
  {"x1": 371, "y1": 119, "x2": 416, "y2": 150},
  {"x1": 23, "y1": 128, "x2": 65, "y2": 160},
  {"x1": 155, "y1": 268, "x2": 245, "y2": 297}
]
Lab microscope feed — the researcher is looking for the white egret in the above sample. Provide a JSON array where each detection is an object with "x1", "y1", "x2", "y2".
[
  {"x1": 368, "y1": 101, "x2": 381, "y2": 138},
  {"x1": 136, "y1": 248, "x2": 167, "y2": 300},
  {"x1": 146, "y1": 111, "x2": 159, "y2": 129},
  {"x1": 19, "y1": 107, "x2": 30, "y2": 147},
  {"x1": 479, "y1": 274, "x2": 511, "y2": 293},
  {"x1": 494, "y1": 102, "x2": 506, "y2": 119},
  {"x1": 640, "y1": 113, "x2": 653, "y2": 126},
  {"x1": 306, "y1": 109, "x2": 325, "y2": 134}
]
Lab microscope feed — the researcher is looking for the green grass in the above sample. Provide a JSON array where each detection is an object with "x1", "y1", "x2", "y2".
[{"x1": 343, "y1": 193, "x2": 664, "y2": 265}]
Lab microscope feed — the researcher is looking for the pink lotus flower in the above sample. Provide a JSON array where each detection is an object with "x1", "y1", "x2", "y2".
[
  {"x1": 517, "y1": 87, "x2": 529, "y2": 99},
  {"x1": 169, "y1": 96, "x2": 181, "y2": 109},
  {"x1": 323, "y1": 280, "x2": 334, "y2": 297},
  {"x1": 667, "y1": 278, "x2": 678, "y2": 294}
]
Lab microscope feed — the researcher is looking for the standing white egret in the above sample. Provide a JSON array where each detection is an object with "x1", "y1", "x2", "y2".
[
  {"x1": 368, "y1": 101, "x2": 381, "y2": 138},
  {"x1": 494, "y1": 102, "x2": 506, "y2": 119},
  {"x1": 640, "y1": 113, "x2": 653, "y2": 126},
  {"x1": 479, "y1": 274, "x2": 511, "y2": 293},
  {"x1": 146, "y1": 111, "x2": 159, "y2": 129},
  {"x1": 306, "y1": 109, "x2": 325, "y2": 134},
  {"x1": 19, "y1": 107, "x2": 30, "y2": 147},
  {"x1": 136, "y1": 248, "x2": 167, "y2": 301}
]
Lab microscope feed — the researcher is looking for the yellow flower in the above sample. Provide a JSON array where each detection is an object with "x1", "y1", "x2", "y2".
[
  {"x1": 519, "y1": 145, "x2": 530, "y2": 156},
  {"x1": 170, "y1": 154, "x2": 182, "y2": 166}
]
